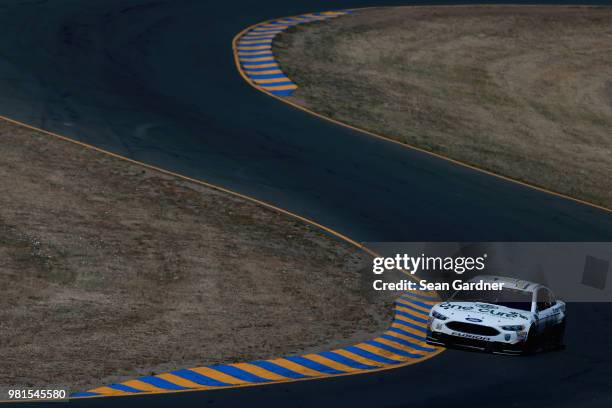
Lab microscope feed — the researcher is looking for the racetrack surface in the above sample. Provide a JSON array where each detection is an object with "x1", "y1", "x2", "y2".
[{"x1": 1, "y1": 1, "x2": 611, "y2": 407}]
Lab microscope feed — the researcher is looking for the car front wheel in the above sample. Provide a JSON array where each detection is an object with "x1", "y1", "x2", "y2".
[
  {"x1": 522, "y1": 325, "x2": 539, "y2": 355},
  {"x1": 552, "y1": 319, "x2": 566, "y2": 349}
]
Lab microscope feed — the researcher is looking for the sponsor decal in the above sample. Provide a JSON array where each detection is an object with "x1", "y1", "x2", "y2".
[
  {"x1": 451, "y1": 332, "x2": 490, "y2": 341},
  {"x1": 476, "y1": 304, "x2": 497, "y2": 309},
  {"x1": 438, "y1": 302, "x2": 530, "y2": 321}
]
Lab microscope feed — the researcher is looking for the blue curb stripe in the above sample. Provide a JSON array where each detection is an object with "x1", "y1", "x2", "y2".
[
  {"x1": 239, "y1": 39, "x2": 274, "y2": 43},
  {"x1": 251, "y1": 29, "x2": 283, "y2": 33},
  {"x1": 138, "y1": 376, "x2": 189, "y2": 390},
  {"x1": 244, "y1": 68, "x2": 282, "y2": 73},
  {"x1": 247, "y1": 73, "x2": 287, "y2": 79},
  {"x1": 367, "y1": 340, "x2": 424, "y2": 359},
  {"x1": 238, "y1": 47, "x2": 273, "y2": 52},
  {"x1": 395, "y1": 309, "x2": 428, "y2": 323},
  {"x1": 240, "y1": 58, "x2": 274, "y2": 63},
  {"x1": 108, "y1": 383, "x2": 143, "y2": 393},
  {"x1": 239, "y1": 55, "x2": 274, "y2": 60},
  {"x1": 171, "y1": 369, "x2": 231, "y2": 387},
  {"x1": 242, "y1": 34, "x2": 276, "y2": 39},
  {"x1": 270, "y1": 90, "x2": 295, "y2": 96},
  {"x1": 404, "y1": 299, "x2": 434, "y2": 309},
  {"x1": 71, "y1": 392, "x2": 99, "y2": 397},
  {"x1": 245, "y1": 71, "x2": 283, "y2": 76},
  {"x1": 240, "y1": 54, "x2": 274, "y2": 59},
  {"x1": 344, "y1": 346, "x2": 402, "y2": 365},
  {"x1": 244, "y1": 66, "x2": 280, "y2": 71},
  {"x1": 261, "y1": 82, "x2": 296, "y2": 87},
  {"x1": 238, "y1": 42, "x2": 273, "y2": 47},
  {"x1": 318, "y1": 351, "x2": 379, "y2": 370},
  {"x1": 240, "y1": 61, "x2": 278, "y2": 66},
  {"x1": 284, "y1": 355, "x2": 345, "y2": 375},
  {"x1": 387, "y1": 326, "x2": 427, "y2": 341},
  {"x1": 250, "y1": 360, "x2": 309, "y2": 379},
  {"x1": 244, "y1": 32, "x2": 278, "y2": 36},
  {"x1": 380, "y1": 333, "x2": 436, "y2": 352},
  {"x1": 238, "y1": 53, "x2": 273, "y2": 58},
  {"x1": 393, "y1": 319, "x2": 428, "y2": 333},
  {"x1": 211, "y1": 365, "x2": 271, "y2": 383},
  {"x1": 238, "y1": 43, "x2": 272, "y2": 48}
]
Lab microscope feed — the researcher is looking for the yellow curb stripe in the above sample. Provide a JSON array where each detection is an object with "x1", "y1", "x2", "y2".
[
  {"x1": 395, "y1": 305, "x2": 430, "y2": 320},
  {"x1": 241, "y1": 63, "x2": 278, "y2": 69},
  {"x1": 302, "y1": 14, "x2": 332, "y2": 19},
  {"x1": 396, "y1": 300, "x2": 431, "y2": 313},
  {"x1": 156, "y1": 373, "x2": 206, "y2": 389},
  {"x1": 384, "y1": 330, "x2": 431, "y2": 348},
  {"x1": 354, "y1": 343, "x2": 411, "y2": 362},
  {"x1": 332, "y1": 349, "x2": 385, "y2": 368},
  {"x1": 374, "y1": 337, "x2": 429, "y2": 356},
  {"x1": 189, "y1": 367, "x2": 248, "y2": 385},
  {"x1": 238, "y1": 40, "x2": 273, "y2": 45},
  {"x1": 259, "y1": 24, "x2": 289, "y2": 29},
  {"x1": 268, "y1": 358, "x2": 326, "y2": 377},
  {"x1": 390, "y1": 322, "x2": 428, "y2": 337},
  {"x1": 121, "y1": 380, "x2": 167, "y2": 393},
  {"x1": 239, "y1": 56, "x2": 274, "y2": 62},
  {"x1": 238, "y1": 50, "x2": 272, "y2": 56},
  {"x1": 394, "y1": 314, "x2": 429, "y2": 329},
  {"x1": 261, "y1": 84, "x2": 298, "y2": 91},
  {"x1": 303, "y1": 354, "x2": 363, "y2": 373},
  {"x1": 251, "y1": 29, "x2": 283, "y2": 33},
  {"x1": 254, "y1": 77, "x2": 291, "y2": 84},
  {"x1": 244, "y1": 69, "x2": 283, "y2": 75},
  {"x1": 88, "y1": 387, "x2": 131, "y2": 396},
  {"x1": 230, "y1": 363, "x2": 289, "y2": 381},
  {"x1": 238, "y1": 45, "x2": 271, "y2": 50},
  {"x1": 242, "y1": 34, "x2": 277, "y2": 38}
]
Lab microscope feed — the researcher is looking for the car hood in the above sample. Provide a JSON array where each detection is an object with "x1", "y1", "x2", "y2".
[{"x1": 432, "y1": 302, "x2": 533, "y2": 326}]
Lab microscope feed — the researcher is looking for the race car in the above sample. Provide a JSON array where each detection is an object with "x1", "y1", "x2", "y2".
[{"x1": 426, "y1": 275, "x2": 566, "y2": 354}]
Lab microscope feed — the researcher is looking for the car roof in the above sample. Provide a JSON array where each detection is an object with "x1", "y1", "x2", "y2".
[{"x1": 469, "y1": 275, "x2": 541, "y2": 292}]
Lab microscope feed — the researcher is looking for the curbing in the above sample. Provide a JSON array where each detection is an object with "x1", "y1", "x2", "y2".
[
  {"x1": 235, "y1": 10, "x2": 353, "y2": 96},
  {"x1": 72, "y1": 292, "x2": 442, "y2": 398}
]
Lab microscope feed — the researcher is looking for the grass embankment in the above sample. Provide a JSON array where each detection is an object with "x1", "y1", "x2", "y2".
[
  {"x1": 274, "y1": 6, "x2": 612, "y2": 208},
  {"x1": 0, "y1": 120, "x2": 390, "y2": 392}
]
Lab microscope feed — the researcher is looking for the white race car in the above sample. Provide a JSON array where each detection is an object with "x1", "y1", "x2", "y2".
[{"x1": 426, "y1": 275, "x2": 566, "y2": 354}]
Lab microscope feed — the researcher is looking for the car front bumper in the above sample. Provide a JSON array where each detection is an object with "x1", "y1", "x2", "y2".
[{"x1": 426, "y1": 330, "x2": 526, "y2": 355}]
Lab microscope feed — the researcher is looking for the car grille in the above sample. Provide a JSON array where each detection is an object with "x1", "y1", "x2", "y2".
[{"x1": 446, "y1": 321, "x2": 499, "y2": 336}]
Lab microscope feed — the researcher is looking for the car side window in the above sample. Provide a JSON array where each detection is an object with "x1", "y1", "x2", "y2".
[
  {"x1": 546, "y1": 290, "x2": 556, "y2": 308},
  {"x1": 537, "y1": 288, "x2": 554, "y2": 311}
]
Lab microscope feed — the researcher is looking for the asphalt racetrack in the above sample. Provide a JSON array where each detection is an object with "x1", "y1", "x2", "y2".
[{"x1": 1, "y1": 1, "x2": 611, "y2": 407}]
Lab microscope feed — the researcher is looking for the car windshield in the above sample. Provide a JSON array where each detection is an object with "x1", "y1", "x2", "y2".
[{"x1": 450, "y1": 287, "x2": 532, "y2": 311}]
